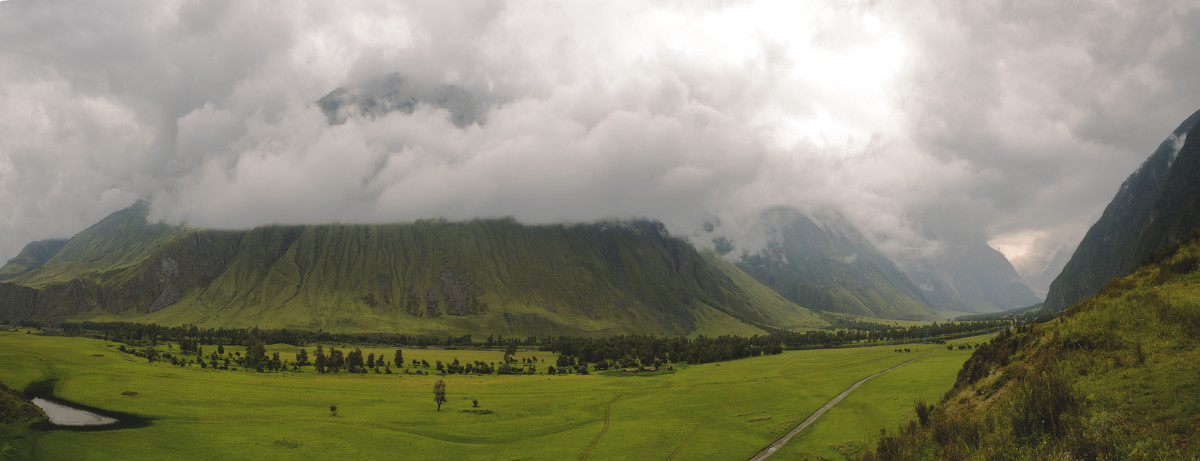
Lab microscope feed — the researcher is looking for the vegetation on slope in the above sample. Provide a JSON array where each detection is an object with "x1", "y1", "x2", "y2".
[
  {"x1": 0, "y1": 204, "x2": 823, "y2": 336},
  {"x1": 863, "y1": 232, "x2": 1200, "y2": 460},
  {"x1": 0, "y1": 378, "x2": 45, "y2": 459},
  {"x1": 0, "y1": 239, "x2": 67, "y2": 281}
]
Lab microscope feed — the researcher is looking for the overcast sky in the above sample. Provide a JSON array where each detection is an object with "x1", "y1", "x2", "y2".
[{"x1": 1, "y1": 0, "x2": 1198, "y2": 293}]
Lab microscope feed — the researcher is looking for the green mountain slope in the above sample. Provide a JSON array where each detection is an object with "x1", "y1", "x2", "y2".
[
  {"x1": 737, "y1": 208, "x2": 938, "y2": 320},
  {"x1": 0, "y1": 205, "x2": 822, "y2": 336},
  {"x1": 1043, "y1": 109, "x2": 1200, "y2": 312},
  {"x1": 0, "y1": 239, "x2": 67, "y2": 281},
  {"x1": 866, "y1": 234, "x2": 1200, "y2": 459}
]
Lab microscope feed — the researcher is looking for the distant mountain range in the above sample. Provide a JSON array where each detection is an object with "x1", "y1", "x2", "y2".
[
  {"x1": 730, "y1": 208, "x2": 1038, "y2": 321},
  {"x1": 1043, "y1": 108, "x2": 1200, "y2": 312}
]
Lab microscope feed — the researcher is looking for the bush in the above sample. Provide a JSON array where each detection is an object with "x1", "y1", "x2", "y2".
[
  {"x1": 1008, "y1": 371, "x2": 1080, "y2": 440},
  {"x1": 915, "y1": 398, "x2": 932, "y2": 427}
]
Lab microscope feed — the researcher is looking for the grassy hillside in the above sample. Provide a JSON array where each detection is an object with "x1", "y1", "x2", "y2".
[
  {"x1": 7, "y1": 201, "x2": 187, "y2": 290},
  {"x1": 0, "y1": 239, "x2": 67, "y2": 281},
  {"x1": 863, "y1": 234, "x2": 1200, "y2": 459},
  {"x1": 2, "y1": 205, "x2": 823, "y2": 336}
]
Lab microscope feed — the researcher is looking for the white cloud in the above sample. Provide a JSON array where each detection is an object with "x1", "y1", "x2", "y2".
[{"x1": 0, "y1": 0, "x2": 1197, "y2": 296}]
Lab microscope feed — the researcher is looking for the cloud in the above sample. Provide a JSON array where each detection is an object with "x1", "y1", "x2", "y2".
[{"x1": 0, "y1": 0, "x2": 1198, "y2": 298}]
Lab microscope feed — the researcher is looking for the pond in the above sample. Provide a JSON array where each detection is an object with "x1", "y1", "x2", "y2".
[{"x1": 31, "y1": 397, "x2": 118, "y2": 426}]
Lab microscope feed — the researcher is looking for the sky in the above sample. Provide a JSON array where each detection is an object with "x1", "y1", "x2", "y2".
[{"x1": 1, "y1": 0, "x2": 1198, "y2": 295}]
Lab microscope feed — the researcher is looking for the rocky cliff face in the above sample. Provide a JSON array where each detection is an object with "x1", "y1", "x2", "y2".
[{"x1": 1043, "y1": 108, "x2": 1200, "y2": 312}]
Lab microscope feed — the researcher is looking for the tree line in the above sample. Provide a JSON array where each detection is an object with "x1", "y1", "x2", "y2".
[{"x1": 58, "y1": 318, "x2": 1015, "y2": 374}]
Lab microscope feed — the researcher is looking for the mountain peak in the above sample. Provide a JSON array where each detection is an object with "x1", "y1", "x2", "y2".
[{"x1": 1044, "y1": 108, "x2": 1200, "y2": 312}]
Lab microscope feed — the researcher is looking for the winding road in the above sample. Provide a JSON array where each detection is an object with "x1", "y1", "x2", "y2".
[{"x1": 748, "y1": 351, "x2": 936, "y2": 460}]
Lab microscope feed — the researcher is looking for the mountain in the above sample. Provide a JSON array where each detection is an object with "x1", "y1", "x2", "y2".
[
  {"x1": 863, "y1": 233, "x2": 1200, "y2": 459},
  {"x1": 316, "y1": 72, "x2": 483, "y2": 127},
  {"x1": 1043, "y1": 108, "x2": 1200, "y2": 312},
  {"x1": 0, "y1": 202, "x2": 824, "y2": 336},
  {"x1": 898, "y1": 240, "x2": 1040, "y2": 315},
  {"x1": 0, "y1": 239, "x2": 67, "y2": 281},
  {"x1": 735, "y1": 208, "x2": 938, "y2": 320}
]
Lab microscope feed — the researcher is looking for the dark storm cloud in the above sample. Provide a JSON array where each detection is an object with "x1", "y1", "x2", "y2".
[{"x1": 0, "y1": 0, "x2": 1197, "y2": 295}]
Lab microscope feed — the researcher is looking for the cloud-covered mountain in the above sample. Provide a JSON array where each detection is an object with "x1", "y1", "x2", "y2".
[
  {"x1": 1044, "y1": 108, "x2": 1200, "y2": 312},
  {"x1": 316, "y1": 72, "x2": 484, "y2": 128},
  {"x1": 2, "y1": 1, "x2": 1198, "y2": 298},
  {"x1": 733, "y1": 208, "x2": 937, "y2": 320}
]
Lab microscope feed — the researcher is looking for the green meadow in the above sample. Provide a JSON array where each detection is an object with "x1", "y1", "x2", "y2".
[{"x1": 0, "y1": 330, "x2": 988, "y2": 460}]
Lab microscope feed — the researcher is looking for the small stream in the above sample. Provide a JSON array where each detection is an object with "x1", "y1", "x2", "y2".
[{"x1": 31, "y1": 398, "x2": 119, "y2": 426}]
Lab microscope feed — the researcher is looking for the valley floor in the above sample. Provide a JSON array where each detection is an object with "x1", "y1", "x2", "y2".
[{"x1": 0, "y1": 330, "x2": 989, "y2": 460}]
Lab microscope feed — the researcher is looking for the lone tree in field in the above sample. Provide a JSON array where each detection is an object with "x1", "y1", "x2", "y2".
[
  {"x1": 394, "y1": 348, "x2": 403, "y2": 368},
  {"x1": 433, "y1": 380, "x2": 447, "y2": 411}
]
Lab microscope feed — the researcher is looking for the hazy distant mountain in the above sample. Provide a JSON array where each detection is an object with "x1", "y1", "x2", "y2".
[
  {"x1": 1015, "y1": 246, "x2": 1072, "y2": 300},
  {"x1": 736, "y1": 208, "x2": 938, "y2": 320},
  {"x1": 316, "y1": 72, "x2": 483, "y2": 127},
  {"x1": 1043, "y1": 108, "x2": 1200, "y2": 312},
  {"x1": 0, "y1": 202, "x2": 823, "y2": 336},
  {"x1": 897, "y1": 240, "x2": 1040, "y2": 314},
  {"x1": 0, "y1": 239, "x2": 67, "y2": 281}
]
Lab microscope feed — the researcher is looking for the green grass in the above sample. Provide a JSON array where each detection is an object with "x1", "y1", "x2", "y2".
[
  {"x1": 0, "y1": 331, "x2": 992, "y2": 460},
  {"x1": 862, "y1": 237, "x2": 1200, "y2": 459},
  {"x1": 776, "y1": 334, "x2": 994, "y2": 460}
]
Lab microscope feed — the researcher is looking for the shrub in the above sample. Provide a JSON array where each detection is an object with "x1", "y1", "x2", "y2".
[
  {"x1": 1008, "y1": 371, "x2": 1080, "y2": 440},
  {"x1": 915, "y1": 398, "x2": 932, "y2": 427}
]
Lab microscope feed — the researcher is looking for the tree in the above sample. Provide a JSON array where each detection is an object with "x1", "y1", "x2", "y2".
[
  {"x1": 329, "y1": 404, "x2": 337, "y2": 417},
  {"x1": 433, "y1": 380, "x2": 447, "y2": 411},
  {"x1": 246, "y1": 341, "x2": 267, "y2": 372},
  {"x1": 394, "y1": 348, "x2": 404, "y2": 368},
  {"x1": 217, "y1": 344, "x2": 225, "y2": 355},
  {"x1": 328, "y1": 348, "x2": 344, "y2": 373},
  {"x1": 503, "y1": 344, "x2": 517, "y2": 363},
  {"x1": 145, "y1": 346, "x2": 159, "y2": 363},
  {"x1": 296, "y1": 348, "x2": 309, "y2": 366},
  {"x1": 314, "y1": 345, "x2": 327, "y2": 373},
  {"x1": 346, "y1": 348, "x2": 364, "y2": 373}
]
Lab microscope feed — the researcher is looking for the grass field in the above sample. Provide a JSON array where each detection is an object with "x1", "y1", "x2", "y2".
[{"x1": 0, "y1": 330, "x2": 989, "y2": 460}]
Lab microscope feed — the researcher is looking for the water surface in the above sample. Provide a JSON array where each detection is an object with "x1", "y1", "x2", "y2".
[{"x1": 31, "y1": 397, "x2": 118, "y2": 426}]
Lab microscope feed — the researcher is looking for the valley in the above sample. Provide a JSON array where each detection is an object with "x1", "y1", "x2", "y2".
[
  {"x1": 2, "y1": 5, "x2": 1198, "y2": 457},
  {"x1": 0, "y1": 329, "x2": 989, "y2": 460}
]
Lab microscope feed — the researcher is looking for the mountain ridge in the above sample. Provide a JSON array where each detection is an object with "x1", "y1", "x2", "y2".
[
  {"x1": 1043, "y1": 108, "x2": 1200, "y2": 312},
  {"x1": 735, "y1": 208, "x2": 939, "y2": 320},
  {"x1": 0, "y1": 204, "x2": 825, "y2": 336}
]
